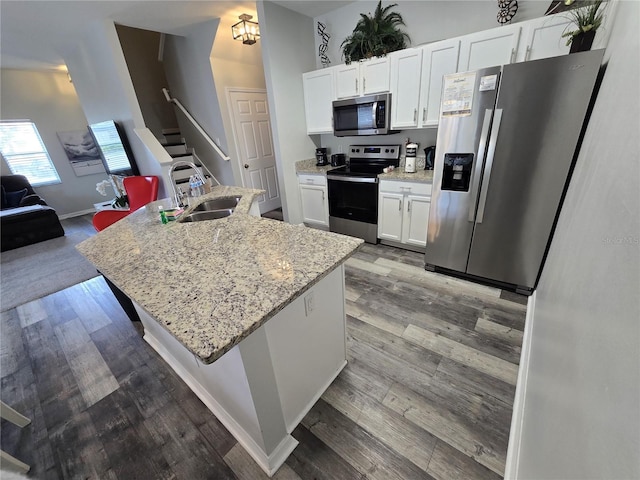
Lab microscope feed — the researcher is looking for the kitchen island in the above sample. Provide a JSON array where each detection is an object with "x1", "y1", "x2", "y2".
[{"x1": 77, "y1": 186, "x2": 363, "y2": 476}]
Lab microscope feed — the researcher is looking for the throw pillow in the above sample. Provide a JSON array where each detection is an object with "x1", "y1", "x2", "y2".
[{"x1": 5, "y1": 188, "x2": 28, "y2": 208}]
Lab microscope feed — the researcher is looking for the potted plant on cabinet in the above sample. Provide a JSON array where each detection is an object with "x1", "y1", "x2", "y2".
[
  {"x1": 341, "y1": 1, "x2": 410, "y2": 64},
  {"x1": 561, "y1": 0, "x2": 605, "y2": 53}
]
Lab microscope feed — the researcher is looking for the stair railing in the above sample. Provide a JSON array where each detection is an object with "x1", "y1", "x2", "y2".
[{"x1": 162, "y1": 88, "x2": 231, "y2": 162}]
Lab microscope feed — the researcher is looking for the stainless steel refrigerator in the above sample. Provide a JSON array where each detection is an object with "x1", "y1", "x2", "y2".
[{"x1": 425, "y1": 50, "x2": 604, "y2": 295}]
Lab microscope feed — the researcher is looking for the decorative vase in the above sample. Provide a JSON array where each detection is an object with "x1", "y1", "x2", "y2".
[{"x1": 569, "y1": 30, "x2": 596, "y2": 53}]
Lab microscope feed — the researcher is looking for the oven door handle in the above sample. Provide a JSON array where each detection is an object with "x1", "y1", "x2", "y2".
[{"x1": 327, "y1": 176, "x2": 378, "y2": 184}]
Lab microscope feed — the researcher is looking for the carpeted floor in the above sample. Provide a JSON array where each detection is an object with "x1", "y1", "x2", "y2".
[{"x1": 0, "y1": 231, "x2": 99, "y2": 311}]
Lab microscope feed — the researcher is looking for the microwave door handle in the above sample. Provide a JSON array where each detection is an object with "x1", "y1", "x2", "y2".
[
  {"x1": 372, "y1": 101, "x2": 378, "y2": 128},
  {"x1": 476, "y1": 109, "x2": 503, "y2": 224},
  {"x1": 468, "y1": 109, "x2": 494, "y2": 222}
]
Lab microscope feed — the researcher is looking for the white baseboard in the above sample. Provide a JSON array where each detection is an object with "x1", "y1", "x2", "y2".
[
  {"x1": 504, "y1": 290, "x2": 537, "y2": 480},
  {"x1": 58, "y1": 208, "x2": 95, "y2": 220},
  {"x1": 143, "y1": 330, "x2": 298, "y2": 477}
]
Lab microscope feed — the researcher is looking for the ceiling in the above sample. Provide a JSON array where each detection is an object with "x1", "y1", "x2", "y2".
[{"x1": 0, "y1": 0, "x2": 353, "y2": 71}]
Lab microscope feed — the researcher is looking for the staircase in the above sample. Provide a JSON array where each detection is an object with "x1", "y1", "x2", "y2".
[{"x1": 159, "y1": 128, "x2": 205, "y2": 197}]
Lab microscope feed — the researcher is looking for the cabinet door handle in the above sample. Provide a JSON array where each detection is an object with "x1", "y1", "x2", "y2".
[
  {"x1": 398, "y1": 199, "x2": 402, "y2": 211},
  {"x1": 322, "y1": 191, "x2": 325, "y2": 201},
  {"x1": 422, "y1": 108, "x2": 427, "y2": 123},
  {"x1": 525, "y1": 46, "x2": 531, "y2": 61},
  {"x1": 363, "y1": 77, "x2": 366, "y2": 92},
  {"x1": 355, "y1": 79, "x2": 358, "y2": 93},
  {"x1": 408, "y1": 199, "x2": 411, "y2": 213},
  {"x1": 413, "y1": 108, "x2": 417, "y2": 123},
  {"x1": 510, "y1": 47, "x2": 516, "y2": 64}
]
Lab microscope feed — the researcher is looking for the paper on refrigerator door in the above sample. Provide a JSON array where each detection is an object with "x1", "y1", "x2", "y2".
[{"x1": 442, "y1": 72, "x2": 476, "y2": 117}]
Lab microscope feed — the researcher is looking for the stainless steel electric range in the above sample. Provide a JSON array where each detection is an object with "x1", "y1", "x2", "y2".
[{"x1": 327, "y1": 145, "x2": 400, "y2": 243}]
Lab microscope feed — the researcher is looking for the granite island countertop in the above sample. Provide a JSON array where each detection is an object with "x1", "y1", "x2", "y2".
[{"x1": 76, "y1": 185, "x2": 363, "y2": 364}]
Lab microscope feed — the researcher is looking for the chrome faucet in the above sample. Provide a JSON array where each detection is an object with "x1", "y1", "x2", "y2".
[{"x1": 168, "y1": 160, "x2": 220, "y2": 207}]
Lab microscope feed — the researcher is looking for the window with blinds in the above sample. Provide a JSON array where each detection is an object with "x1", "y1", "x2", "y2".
[
  {"x1": 0, "y1": 121, "x2": 61, "y2": 186},
  {"x1": 88, "y1": 120, "x2": 131, "y2": 173}
]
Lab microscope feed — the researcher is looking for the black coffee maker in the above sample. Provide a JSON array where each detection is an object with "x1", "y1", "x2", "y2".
[
  {"x1": 315, "y1": 147, "x2": 328, "y2": 166},
  {"x1": 424, "y1": 146, "x2": 436, "y2": 170}
]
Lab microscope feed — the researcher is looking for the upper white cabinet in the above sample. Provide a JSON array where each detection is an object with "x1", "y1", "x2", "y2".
[
  {"x1": 360, "y1": 57, "x2": 391, "y2": 95},
  {"x1": 335, "y1": 63, "x2": 360, "y2": 98},
  {"x1": 335, "y1": 57, "x2": 390, "y2": 99},
  {"x1": 418, "y1": 39, "x2": 460, "y2": 127},
  {"x1": 302, "y1": 67, "x2": 336, "y2": 134},
  {"x1": 389, "y1": 48, "x2": 423, "y2": 129},
  {"x1": 458, "y1": 23, "x2": 522, "y2": 71},
  {"x1": 516, "y1": 14, "x2": 572, "y2": 62},
  {"x1": 390, "y1": 39, "x2": 460, "y2": 130}
]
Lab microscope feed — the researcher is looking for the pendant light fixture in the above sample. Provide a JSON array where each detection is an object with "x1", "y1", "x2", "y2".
[{"x1": 232, "y1": 14, "x2": 260, "y2": 45}]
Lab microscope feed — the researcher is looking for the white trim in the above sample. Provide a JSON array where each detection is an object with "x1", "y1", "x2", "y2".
[
  {"x1": 504, "y1": 290, "x2": 537, "y2": 480},
  {"x1": 58, "y1": 208, "x2": 95, "y2": 220}
]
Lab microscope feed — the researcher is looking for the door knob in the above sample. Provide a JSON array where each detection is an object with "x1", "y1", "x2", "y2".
[{"x1": 244, "y1": 164, "x2": 249, "y2": 169}]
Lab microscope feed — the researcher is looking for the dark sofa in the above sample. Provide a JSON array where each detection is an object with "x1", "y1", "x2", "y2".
[{"x1": 1, "y1": 175, "x2": 65, "y2": 251}]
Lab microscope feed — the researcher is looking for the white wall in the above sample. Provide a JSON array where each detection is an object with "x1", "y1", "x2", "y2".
[
  {"x1": 162, "y1": 20, "x2": 235, "y2": 187},
  {"x1": 210, "y1": 12, "x2": 267, "y2": 188},
  {"x1": 116, "y1": 25, "x2": 179, "y2": 140},
  {"x1": 0, "y1": 68, "x2": 110, "y2": 216},
  {"x1": 258, "y1": 1, "x2": 318, "y2": 224},
  {"x1": 313, "y1": 1, "x2": 548, "y2": 69},
  {"x1": 510, "y1": 2, "x2": 640, "y2": 478},
  {"x1": 63, "y1": 19, "x2": 167, "y2": 198}
]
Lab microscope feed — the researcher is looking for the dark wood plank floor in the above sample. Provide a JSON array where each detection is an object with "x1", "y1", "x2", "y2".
[{"x1": 0, "y1": 229, "x2": 526, "y2": 479}]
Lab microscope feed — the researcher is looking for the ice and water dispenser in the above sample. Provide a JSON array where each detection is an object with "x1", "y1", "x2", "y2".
[{"x1": 441, "y1": 153, "x2": 474, "y2": 191}]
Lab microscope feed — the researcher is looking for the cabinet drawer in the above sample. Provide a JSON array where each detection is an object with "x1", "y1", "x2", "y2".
[
  {"x1": 298, "y1": 174, "x2": 327, "y2": 187},
  {"x1": 379, "y1": 180, "x2": 432, "y2": 196}
]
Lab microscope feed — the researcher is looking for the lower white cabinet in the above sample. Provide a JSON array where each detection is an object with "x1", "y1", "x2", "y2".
[
  {"x1": 298, "y1": 174, "x2": 329, "y2": 227},
  {"x1": 378, "y1": 180, "x2": 431, "y2": 249}
]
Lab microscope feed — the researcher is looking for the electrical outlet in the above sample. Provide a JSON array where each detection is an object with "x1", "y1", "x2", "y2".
[{"x1": 304, "y1": 292, "x2": 314, "y2": 316}]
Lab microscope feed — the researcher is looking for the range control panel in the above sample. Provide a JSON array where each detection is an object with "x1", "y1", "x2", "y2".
[{"x1": 348, "y1": 145, "x2": 400, "y2": 160}]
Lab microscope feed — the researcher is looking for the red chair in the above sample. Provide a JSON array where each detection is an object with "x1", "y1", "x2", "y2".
[{"x1": 93, "y1": 176, "x2": 159, "y2": 232}]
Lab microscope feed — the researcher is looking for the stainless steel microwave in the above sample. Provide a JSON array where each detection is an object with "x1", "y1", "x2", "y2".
[{"x1": 332, "y1": 93, "x2": 395, "y2": 136}]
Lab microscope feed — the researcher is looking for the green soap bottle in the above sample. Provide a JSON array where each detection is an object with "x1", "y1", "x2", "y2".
[{"x1": 159, "y1": 206, "x2": 168, "y2": 224}]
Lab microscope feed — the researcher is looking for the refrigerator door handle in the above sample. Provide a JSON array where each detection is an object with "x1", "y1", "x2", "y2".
[
  {"x1": 476, "y1": 109, "x2": 503, "y2": 224},
  {"x1": 468, "y1": 109, "x2": 494, "y2": 222}
]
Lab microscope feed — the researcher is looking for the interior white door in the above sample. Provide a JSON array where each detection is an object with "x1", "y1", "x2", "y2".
[{"x1": 228, "y1": 89, "x2": 281, "y2": 214}]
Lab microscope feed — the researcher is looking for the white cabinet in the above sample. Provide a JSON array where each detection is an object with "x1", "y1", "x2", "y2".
[
  {"x1": 378, "y1": 180, "x2": 432, "y2": 249},
  {"x1": 390, "y1": 39, "x2": 460, "y2": 130},
  {"x1": 335, "y1": 57, "x2": 390, "y2": 99},
  {"x1": 516, "y1": 14, "x2": 572, "y2": 62},
  {"x1": 458, "y1": 24, "x2": 521, "y2": 71},
  {"x1": 302, "y1": 68, "x2": 335, "y2": 134},
  {"x1": 419, "y1": 39, "x2": 460, "y2": 127},
  {"x1": 335, "y1": 63, "x2": 360, "y2": 98},
  {"x1": 360, "y1": 57, "x2": 391, "y2": 95},
  {"x1": 389, "y1": 48, "x2": 423, "y2": 129},
  {"x1": 298, "y1": 174, "x2": 329, "y2": 227}
]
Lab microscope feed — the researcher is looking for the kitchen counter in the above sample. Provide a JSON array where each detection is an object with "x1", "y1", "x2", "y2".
[
  {"x1": 77, "y1": 185, "x2": 363, "y2": 475},
  {"x1": 76, "y1": 185, "x2": 362, "y2": 364},
  {"x1": 295, "y1": 158, "x2": 335, "y2": 175},
  {"x1": 379, "y1": 169, "x2": 434, "y2": 183},
  {"x1": 296, "y1": 158, "x2": 434, "y2": 183}
]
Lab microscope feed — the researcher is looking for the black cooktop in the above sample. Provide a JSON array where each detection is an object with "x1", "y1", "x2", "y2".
[{"x1": 327, "y1": 144, "x2": 401, "y2": 178}]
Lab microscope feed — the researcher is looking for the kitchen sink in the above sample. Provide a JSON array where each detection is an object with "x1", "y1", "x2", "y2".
[
  {"x1": 179, "y1": 209, "x2": 233, "y2": 223},
  {"x1": 192, "y1": 196, "x2": 241, "y2": 212}
]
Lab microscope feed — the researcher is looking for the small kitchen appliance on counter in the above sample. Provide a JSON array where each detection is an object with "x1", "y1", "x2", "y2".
[
  {"x1": 404, "y1": 142, "x2": 418, "y2": 173},
  {"x1": 315, "y1": 147, "x2": 328, "y2": 166},
  {"x1": 424, "y1": 146, "x2": 436, "y2": 170},
  {"x1": 330, "y1": 153, "x2": 346, "y2": 167}
]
